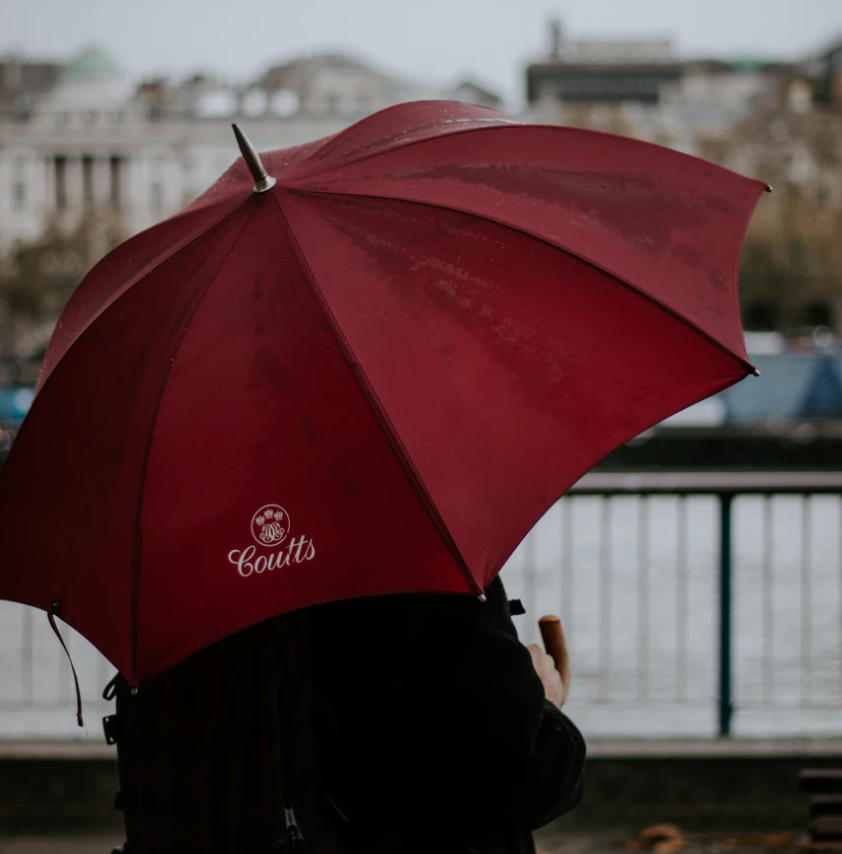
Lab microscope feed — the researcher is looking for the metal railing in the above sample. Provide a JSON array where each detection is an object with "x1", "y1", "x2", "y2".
[
  {"x1": 507, "y1": 471, "x2": 842, "y2": 738},
  {"x1": 2, "y1": 471, "x2": 842, "y2": 739}
]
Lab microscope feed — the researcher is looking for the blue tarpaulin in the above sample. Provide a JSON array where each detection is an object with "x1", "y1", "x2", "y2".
[
  {"x1": 797, "y1": 356, "x2": 842, "y2": 418},
  {"x1": 0, "y1": 387, "x2": 34, "y2": 421},
  {"x1": 720, "y1": 353, "x2": 842, "y2": 422}
]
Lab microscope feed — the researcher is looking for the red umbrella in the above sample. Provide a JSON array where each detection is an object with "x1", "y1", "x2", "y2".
[{"x1": 0, "y1": 101, "x2": 766, "y2": 687}]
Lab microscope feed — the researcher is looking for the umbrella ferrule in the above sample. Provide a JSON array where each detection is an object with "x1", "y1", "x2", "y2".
[{"x1": 232, "y1": 123, "x2": 277, "y2": 194}]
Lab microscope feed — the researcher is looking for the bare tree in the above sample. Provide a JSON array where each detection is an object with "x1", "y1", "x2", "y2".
[{"x1": 0, "y1": 216, "x2": 125, "y2": 358}]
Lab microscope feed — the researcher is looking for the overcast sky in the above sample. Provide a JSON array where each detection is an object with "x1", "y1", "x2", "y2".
[{"x1": 1, "y1": 0, "x2": 840, "y2": 107}]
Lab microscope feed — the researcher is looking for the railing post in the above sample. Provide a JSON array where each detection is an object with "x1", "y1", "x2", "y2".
[{"x1": 718, "y1": 492, "x2": 734, "y2": 738}]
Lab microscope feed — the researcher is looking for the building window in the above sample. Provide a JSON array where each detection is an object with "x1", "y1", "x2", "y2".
[
  {"x1": 269, "y1": 89, "x2": 299, "y2": 117},
  {"x1": 150, "y1": 182, "x2": 164, "y2": 213},
  {"x1": 802, "y1": 302, "x2": 833, "y2": 329},
  {"x1": 109, "y1": 156, "x2": 123, "y2": 211},
  {"x1": 743, "y1": 300, "x2": 779, "y2": 332},
  {"x1": 54, "y1": 156, "x2": 67, "y2": 211},
  {"x1": 12, "y1": 181, "x2": 25, "y2": 210},
  {"x1": 83, "y1": 111, "x2": 98, "y2": 126},
  {"x1": 12, "y1": 158, "x2": 26, "y2": 211},
  {"x1": 82, "y1": 156, "x2": 94, "y2": 210}
]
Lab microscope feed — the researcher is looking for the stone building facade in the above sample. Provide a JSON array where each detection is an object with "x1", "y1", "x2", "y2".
[{"x1": 0, "y1": 46, "x2": 500, "y2": 358}]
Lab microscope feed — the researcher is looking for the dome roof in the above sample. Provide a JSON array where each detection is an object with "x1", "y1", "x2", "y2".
[
  {"x1": 64, "y1": 45, "x2": 125, "y2": 81},
  {"x1": 34, "y1": 44, "x2": 133, "y2": 114},
  {"x1": 731, "y1": 57, "x2": 763, "y2": 73}
]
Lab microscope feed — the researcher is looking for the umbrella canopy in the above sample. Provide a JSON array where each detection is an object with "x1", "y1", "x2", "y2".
[{"x1": 0, "y1": 101, "x2": 766, "y2": 685}]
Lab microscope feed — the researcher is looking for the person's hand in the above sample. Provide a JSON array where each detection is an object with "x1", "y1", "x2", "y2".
[{"x1": 526, "y1": 644, "x2": 568, "y2": 708}]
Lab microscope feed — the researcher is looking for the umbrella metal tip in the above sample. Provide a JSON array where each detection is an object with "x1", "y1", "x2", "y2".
[
  {"x1": 751, "y1": 368, "x2": 761, "y2": 377},
  {"x1": 765, "y1": 184, "x2": 774, "y2": 193},
  {"x1": 231, "y1": 122, "x2": 276, "y2": 194}
]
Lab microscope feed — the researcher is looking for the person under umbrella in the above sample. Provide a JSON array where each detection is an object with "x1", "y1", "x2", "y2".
[{"x1": 106, "y1": 577, "x2": 582, "y2": 853}]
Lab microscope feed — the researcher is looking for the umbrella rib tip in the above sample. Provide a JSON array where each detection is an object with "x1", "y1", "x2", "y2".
[{"x1": 232, "y1": 122, "x2": 276, "y2": 194}]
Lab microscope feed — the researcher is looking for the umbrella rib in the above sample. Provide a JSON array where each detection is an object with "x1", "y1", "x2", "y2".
[
  {"x1": 268, "y1": 192, "x2": 482, "y2": 598},
  {"x1": 3, "y1": 199, "x2": 255, "y2": 682},
  {"x1": 35, "y1": 195, "x2": 253, "y2": 403},
  {"x1": 287, "y1": 187, "x2": 756, "y2": 377},
  {"x1": 288, "y1": 120, "x2": 755, "y2": 204},
  {"x1": 295, "y1": 117, "x2": 524, "y2": 181},
  {"x1": 128, "y1": 204, "x2": 259, "y2": 683}
]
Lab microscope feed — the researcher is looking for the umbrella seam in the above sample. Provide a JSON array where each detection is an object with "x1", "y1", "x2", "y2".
[
  {"x1": 284, "y1": 187, "x2": 758, "y2": 377},
  {"x1": 285, "y1": 120, "x2": 760, "y2": 196},
  {"x1": 729, "y1": 188, "x2": 767, "y2": 356},
  {"x1": 0, "y1": 199, "x2": 254, "y2": 680},
  {"x1": 267, "y1": 190, "x2": 482, "y2": 598},
  {"x1": 129, "y1": 203, "x2": 259, "y2": 684},
  {"x1": 487, "y1": 367, "x2": 748, "y2": 582},
  {"x1": 34, "y1": 194, "x2": 253, "y2": 405},
  {"x1": 290, "y1": 114, "x2": 524, "y2": 180}
]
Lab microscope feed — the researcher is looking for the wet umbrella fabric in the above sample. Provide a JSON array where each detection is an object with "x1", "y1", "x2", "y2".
[{"x1": 0, "y1": 101, "x2": 766, "y2": 685}]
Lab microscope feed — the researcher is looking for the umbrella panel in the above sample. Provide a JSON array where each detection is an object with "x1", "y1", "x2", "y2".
[
  {"x1": 279, "y1": 190, "x2": 748, "y2": 586},
  {"x1": 0, "y1": 197, "x2": 474, "y2": 682},
  {"x1": 39, "y1": 194, "x2": 249, "y2": 391},
  {"x1": 135, "y1": 197, "x2": 470, "y2": 680},
  {"x1": 284, "y1": 117, "x2": 764, "y2": 362},
  {"x1": 0, "y1": 206, "x2": 256, "y2": 676}
]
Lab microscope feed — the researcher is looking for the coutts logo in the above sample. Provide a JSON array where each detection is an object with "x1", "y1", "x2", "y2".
[
  {"x1": 252, "y1": 504, "x2": 289, "y2": 546},
  {"x1": 228, "y1": 503, "x2": 316, "y2": 578}
]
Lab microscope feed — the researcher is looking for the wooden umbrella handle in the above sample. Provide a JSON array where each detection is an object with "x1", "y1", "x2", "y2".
[{"x1": 539, "y1": 614, "x2": 570, "y2": 686}]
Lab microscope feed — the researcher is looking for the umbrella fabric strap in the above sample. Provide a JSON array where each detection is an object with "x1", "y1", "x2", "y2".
[{"x1": 47, "y1": 598, "x2": 84, "y2": 728}]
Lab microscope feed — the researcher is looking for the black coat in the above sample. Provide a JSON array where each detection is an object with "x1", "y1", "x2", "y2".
[
  {"x1": 111, "y1": 577, "x2": 584, "y2": 854},
  {"x1": 309, "y1": 576, "x2": 586, "y2": 854}
]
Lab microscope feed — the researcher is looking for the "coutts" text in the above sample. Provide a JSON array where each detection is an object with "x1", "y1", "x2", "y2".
[{"x1": 228, "y1": 536, "x2": 316, "y2": 578}]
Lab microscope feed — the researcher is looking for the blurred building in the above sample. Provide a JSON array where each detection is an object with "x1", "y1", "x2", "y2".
[
  {"x1": 811, "y1": 39, "x2": 842, "y2": 108},
  {"x1": 526, "y1": 20, "x2": 682, "y2": 113},
  {"x1": 525, "y1": 19, "x2": 793, "y2": 152},
  {"x1": 0, "y1": 54, "x2": 63, "y2": 119},
  {"x1": 0, "y1": 45, "x2": 500, "y2": 358}
]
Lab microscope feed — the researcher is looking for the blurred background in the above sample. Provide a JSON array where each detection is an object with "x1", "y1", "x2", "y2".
[{"x1": 2, "y1": 0, "x2": 842, "y2": 844}]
